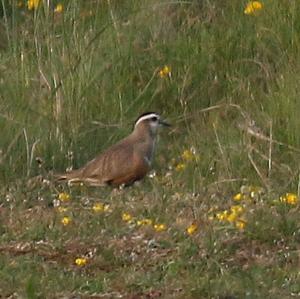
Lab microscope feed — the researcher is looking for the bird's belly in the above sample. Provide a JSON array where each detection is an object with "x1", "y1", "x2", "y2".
[{"x1": 109, "y1": 161, "x2": 150, "y2": 187}]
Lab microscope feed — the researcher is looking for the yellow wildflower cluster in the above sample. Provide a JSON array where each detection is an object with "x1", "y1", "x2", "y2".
[
  {"x1": 92, "y1": 202, "x2": 110, "y2": 213},
  {"x1": 54, "y1": 3, "x2": 63, "y2": 13},
  {"x1": 216, "y1": 205, "x2": 246, "y2": 230},
  {"x1": 186, "y1": 223, "x2": 198, "y2": 235},
  {"x1": 235, "y1": 220, "x2": 246, "y2": 230},
  {"x1": 175, "y1": 147, "x2": 199, "y2": 172},
  {"x1": 58, "y1": 192, "x2": 71, "y2": 202},
  {"x1": 61, "y1": 216, "x2": 71, "y2": 226},
  {"x1": 181, "y1": 148, "x2": 198, "y2": 162},
  {"x1": 56, "y1": 192, "x2": 73, "y2": 226},
  {"x1": 75, "y1": 257, "x2": 87, "y2": 267},
  {"x1": 244, "y1": 1, "x2": 263, "y2": 15},
  {"x1": 27, "y1": 0, "x2": 40, "y2": 10},
  {"x1": 122, "y1": 212, "x2": 133, "y2": 223},
  {"x1": 175, "y1": 163, "x2": 186, "y2": 172},
  {"x1": 279, "y1": 193, "x2": 299, "y2": 205},
  {"x1": 233, "y1": 193, "x2": 243, "y2": 201},
  {"x1": 233, "y1": 185, "x2": 264, "y2": 202},
  {"x1": 121, "y1": 212, "x2": 167, "y2": 232},
  {"x1": 153, "y1": 223, "x2": 167, "y2": 232},
  {"x1": 137, "y1": 218, "x2": 153, "y2": 226},
  {"x1": 20, "y1": 0, "x2": 63, "y2": 13},
  {"x1": 158, "y1": 65, "x2": 171, "y2": 78}
]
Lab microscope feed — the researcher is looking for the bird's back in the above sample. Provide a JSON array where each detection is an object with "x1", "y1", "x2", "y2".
[{"x1": 58, "y1": 134, "x2": 151, "y2": 186}]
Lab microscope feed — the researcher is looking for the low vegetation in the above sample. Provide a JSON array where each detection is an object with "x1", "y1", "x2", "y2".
[{"x1": 0, "y1": 1, "x2": 300, "y2": 298}]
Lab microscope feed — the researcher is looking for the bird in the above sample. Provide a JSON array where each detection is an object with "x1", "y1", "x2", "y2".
[{"x1": 56, "y1": 112, "x2": 170, "y2": 187}]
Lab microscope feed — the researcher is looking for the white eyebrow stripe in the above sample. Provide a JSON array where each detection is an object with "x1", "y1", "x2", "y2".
[{"x1": 135, "y1": 113, "x2": 159, "y2": 127}]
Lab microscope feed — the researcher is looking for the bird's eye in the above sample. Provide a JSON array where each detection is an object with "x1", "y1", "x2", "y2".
[{"x1": 151, "y1": 117, "x2": 158, "y2": 121}]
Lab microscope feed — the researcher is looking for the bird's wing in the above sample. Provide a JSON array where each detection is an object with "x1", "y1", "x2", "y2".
[
  {"x1": 54, "y1": 141, "x2": 130, "y2": 183},
  {"x1": 79, "y1": 141, "x2": 149, "y2": 186}
]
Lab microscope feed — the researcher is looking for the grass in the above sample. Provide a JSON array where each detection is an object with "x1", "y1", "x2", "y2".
[{"x1": 0, "y1": 0, "x2": 300, "y2": 298}]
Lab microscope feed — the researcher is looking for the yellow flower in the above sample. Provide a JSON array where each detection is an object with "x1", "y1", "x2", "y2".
[
  {"x1": 61, "y1": 216, "x2": 71, "y2": 226},
  {"x1": 223, "y1": 205, "x2": 244, "y2": 223},
  {"x1": 58, "y1": 192, "x2": 70, "y2": 202},
  {"x1": 244, "y1": 1, "x2": 263, "y2": 15},
  {"x1": 154, "y1": 223, "x2": 167, "y2": 232},
  {"x1": 27, "y1": 0, "x2": 40, "y2": 10},
  {"x1": 285, "y1": 193, "x2": 298, "y2": 205},
  {"x1": 92, "y1": 202, "x2": 107, "y2": 213},
  {"x1": 57, "y1": 206, "x2": 68, "y2": 213},
  {"x1": 54, "y1": 3, "x2": 63, "y2": 13},
  {"x1": 187, "y1": 223, "x2": 198, "y2": 235},
  {"x1": 75, "y1": 257, "x2": 87, "y2": 266},
  {"x1": 235, "y1": 220, "x2": 246, "y2": 230},
  {"x1": 227, "y1": 212, "x2": 238, "y2": 223},
  {"x1": 280, "y1": 193, "x2": 298, "y2": 205},
  {"x1": 233, "y1": 193, "x2": 243, "y2": 201},
  {"x1": 137, "y1": 218, "x2": 153, "y2": 226},
  {"x1": 122, "y1": 212, "x2": 133, "y2": 222},
  {"x1": 230, "y1": 205, "x2": 244, "y2": 214},
  {"x1": 158, "y1": 65, "x2": 171, "y2": 78},
  {"x1": 175, "y1": 163, "x2": 186, "y2": 172},
  {"x1": 181, "y1": 149, "x2": 194, "y2": 161},
  {"x1": 216, "y1": 210, "x2": 228, "y2": 221}
]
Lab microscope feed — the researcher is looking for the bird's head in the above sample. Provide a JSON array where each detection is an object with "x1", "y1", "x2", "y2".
[{"x1": 134, "y1": 112, "x2": 170, "y2": 136}]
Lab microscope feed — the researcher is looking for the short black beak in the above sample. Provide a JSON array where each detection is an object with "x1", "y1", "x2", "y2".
[{"x1": 159, "y1": 119, "x2": 171, "y2": 127}]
